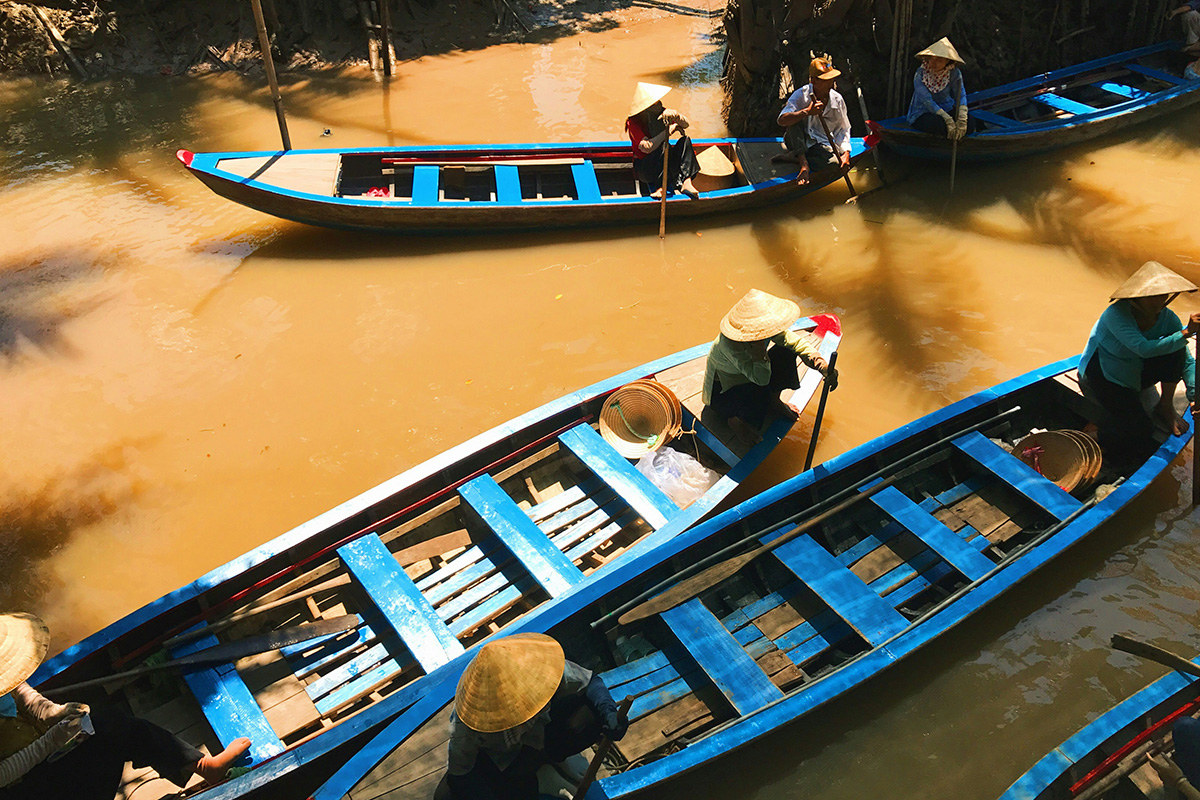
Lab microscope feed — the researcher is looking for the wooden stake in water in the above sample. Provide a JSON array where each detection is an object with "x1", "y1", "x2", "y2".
[
  {"x1": 379, "y1": 0, "x2": 394, "y2": 76},
  {"x1": 1193, "y1": 338, "x2": 1199, "y2": 506},
  {"x1": 250, "y1": 0, "x2": 292, "y2": 151}
]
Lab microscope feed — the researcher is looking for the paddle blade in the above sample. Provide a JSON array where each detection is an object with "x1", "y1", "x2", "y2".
[
  {"x1": 1112, "y1": 633, "x2": 1200, "y2": 679},
  {"x1": 618, "y1": 549, "x2": 759, "y2": 626}
]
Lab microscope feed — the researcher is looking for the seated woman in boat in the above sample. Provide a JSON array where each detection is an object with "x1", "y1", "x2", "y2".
[
  {"x1": 1079, "y1": 261, "x2": 1200, "y2": 467},
  {"x1": 625, "y1": 82, "x2": 701, "y2": 200},
  {"x1": 439, "y1": 633, "x2": 624, "y2": 800},
  {"x1": 1151, "y1": 719, "x2": 1200, "y2": 800},
  {"x1": 702, "y1": 289, "x2": 835, "y2": 441},
  {"x1": 907, "y1": 37, "x2": 977, "y2": 140},
  {"x1": 1168, "y1": 1, "x2": 1200, "y2": 51},
  {"x1": 773, "y1": 56, "x2": 852, "y2": 185},
  {"x1": 0, "y1": 612, "x2": 252, "y2": 800}
]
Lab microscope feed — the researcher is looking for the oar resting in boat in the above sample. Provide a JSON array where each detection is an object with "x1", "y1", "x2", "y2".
[
  {"x1": 436, "y1": 633, "x2": 626, "y2": 800},
  {"x1": 0, "y1": 612, "x2": 252, "y2": 796}
]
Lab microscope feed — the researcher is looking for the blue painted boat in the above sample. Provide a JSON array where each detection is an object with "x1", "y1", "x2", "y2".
[
  {"x1": 871, "y1": 41, "x2": 1200, "y2": 162},
  {"x1": 310, "y1": 357, "x2": 1193, "y2": 800},
  {"x1": 29, "y1": 316, "x2": 841, "y2": 800},
  {"x1": 175, "y1": 137, "x2": 870, "y2": 234},
  {"x1": 999, "y1": 652, "x2": 1200, "y2": 800}
]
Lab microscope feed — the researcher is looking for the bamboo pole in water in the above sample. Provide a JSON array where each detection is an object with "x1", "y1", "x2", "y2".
[{"x1": 250, "y1": 0, "x2": 292, "y2": 151}]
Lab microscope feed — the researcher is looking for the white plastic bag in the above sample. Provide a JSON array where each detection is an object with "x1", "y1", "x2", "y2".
[{"x1": 635, "y1": 447, "x2": 721, "y2": 508}]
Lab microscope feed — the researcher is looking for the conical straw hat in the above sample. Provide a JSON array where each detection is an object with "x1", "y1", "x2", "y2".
[
  {"x1": 599, "y1": 380, "x2": 682, "y2": 459},
  {"x1": 1014, "y1": 431, "x2": 1089, "y2": 492},
  {"x1": 720, "y1": 289, "x2": 801, "y2": 342},
  {"x1": 455, "y1": 633, "x2": 565, "y2": 733},
  {"x1": 916, "y1": 37, "x2": 964, "y2": 64},
  {"x1": 1060, "y1": 430, "x2": 1102, "y2": 487},
  {"x1": 1110, "y1": 261, "x2": 1198, "y2": 300},
  {"x1": 0, "y1": 613, "x2": 50, "y2": 696},
  {"x1": 629, "y1": 82, "x2": 672, "y2": 117},
  {"x1": 696, "y1": 146, "x2": 735, "y2": 177}
]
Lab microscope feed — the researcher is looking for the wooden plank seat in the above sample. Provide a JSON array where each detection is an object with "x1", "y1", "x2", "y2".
[
  {"x1": 867, "y1": 486, "x2": 995, "y2": 581},
  {"x1": 1095, "y1": 81, "x2": 1150, "y2": 100},
  {"x1": 660, "y1": 600, "x2": 784, "y2": 716},
  {"x1": 973, "y1": 109, "x2": 1023, "y2": 128},
  {"x1": 337, "y1": 534, "x2": 465, "y2": 674},
  {"x1": 1124, "y1": 62, "x2": 1188, "y2": 86},
  {"x1": 169, "y1": 629, "x2": 284, "y2": 764},
  {"x1": 1031, "y1": 92, "x2": 1099, "y2": 116},
  {"x1": 458, "y1": 474, "x2": 583, "y2": 598},
  {"x1": 558, "y1": 423, "x2": 678, "y2": 529},
  {"x1": 952, "y1": 431, "x2": 1083, "y2": 520}
]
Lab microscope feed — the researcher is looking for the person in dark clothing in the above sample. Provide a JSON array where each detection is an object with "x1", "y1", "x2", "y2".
[
  {"x1": 1151, "y1": 717, "x2": 1200, "y2": 799},
  {"x1": 625, "y1": 82, "x2": 700, "y2": 200},
  {"x1": 0, "y1": 612, "x2": 251, "y2": 800},
  {"x1": 441, "y1": 633, "x2": 625, "y2": 800},
  {"x1": 1079, "y1": 261, "x2": 1200, "y2": 468}
]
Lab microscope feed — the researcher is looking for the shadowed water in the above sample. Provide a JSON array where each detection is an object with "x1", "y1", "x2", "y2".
[{"x1": 1, "y1": 2, "x2": 1199, "y2": 797}]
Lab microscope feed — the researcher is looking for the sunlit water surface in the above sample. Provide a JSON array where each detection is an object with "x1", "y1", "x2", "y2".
[{"x1": 2, "y1": 3, "x2": 1200, "y2": 798}]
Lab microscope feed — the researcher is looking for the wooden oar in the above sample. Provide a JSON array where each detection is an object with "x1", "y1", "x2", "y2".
[
  {"x1": 1193, "y1": 336, "x2": 1198, "y2": 506},
  {"x1": 1112, "y1": 634, "x2": 1200, "y2": 679},
  {"x1": 950, "y1": 89, "x2": 962, "y2": 194},
  {"x1": 815, "y1": 113, "x2": 856, "y2": 202},
  {"x1": 659, "y1": 124, "x2": 674, "y2": 239},
  {"x1": 44, "y1": 616, "x2": 358, "y2": 696},
  {"x1": 597, "y1": 404, "x2": 1023, "y2": 629},
  {"x1": 573, "y1": 696, "x2": 633, "y2": 800},
  {"x1": 803, "y1": 351, "x2": 838, "y2": 471}
]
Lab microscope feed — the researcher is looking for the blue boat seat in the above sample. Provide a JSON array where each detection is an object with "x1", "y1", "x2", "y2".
[
  {"x1": 952, "y1": 431, "x2": 1083, "y2": 521},
  {"x1": 458, "y1": 474, "x2": 583, "y2": 598},
  {"x1": 972, "y1": 110, "x2": 1023, "y2": 128},
  {"x1": 169, "y1": 629, "x2": 284, "y2": 764},
  {"x1": 337, "y1": 533, "x2": 465, "y2": 674},
  {"x1": 571, "y1": 162, "x2": 603, "y2": 204},
  {"x1": 1032, "y1": 93, "x2": 1098, "y2": 116},
  {"x1": 558, "y1": 423, "x2": 677, "y2": 529},
  {"x1": 494, "y1": 165, "x2": 521, "y2": 204},
  {"x1": 1124, "y1": 63, "x2": 1187, "y2": 86},
  {"x1": 411, "y1": 165, "x2": 439, "y2": 206},
  {"x1": 868, "y1": 485, "x2": 995, "y2": 581},
  {"x1": 770, "y1": 534, "x2": 910, "y2": 647},
  {"x1": 660, "y1": 599, "x2": 783, "y2": 716},
  {"x1": 1094, "y1": 81, "x2": 1150, "y2": 100}
]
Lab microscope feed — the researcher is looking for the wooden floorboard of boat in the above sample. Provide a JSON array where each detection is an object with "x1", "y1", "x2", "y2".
[
  {"x1": 216, "y1": 153, "x2": 341, "y2": 197},
  {"x1": 735, "y1": 141, "x2": 800, "y2": 185},
  {"x1": 351, "y1": 704, "x2": 453, "y2": 800}
]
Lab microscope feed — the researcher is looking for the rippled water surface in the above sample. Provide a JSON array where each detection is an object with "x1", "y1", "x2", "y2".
[{"x1": 3, "y1": 2, "x2": 1200, "y2": 798}]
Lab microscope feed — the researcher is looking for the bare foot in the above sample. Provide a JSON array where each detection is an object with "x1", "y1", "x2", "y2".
[
  {"x1": 795, "y1": 165, "x2": 810, "y2": 185},
  {"x1": 650, "y1": 188, "x2": 663, "y2": 200},
  {"x1": 1153, "y1": 402, "x2": 1189, "y2": 436},
  {"x1": 681, "y1": 179, "x2": 699, "y2": 199},
  {"x1": 194, "y1": 738, "x2": 252, "y2": 785}
]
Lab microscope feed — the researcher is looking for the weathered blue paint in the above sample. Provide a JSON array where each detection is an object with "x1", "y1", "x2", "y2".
[
  {"x1": 1031, "y1": 92, "x2": 1098, "y2": 116},
  {"x1": 1095, "y1": 81, "x2": 1150, "y2": 100},
  {"x1": 952, "y1": 431, "x2": 1084, "y2": 520},
  {"x1": 558, "y1": 423, "x2": 678, "y2": 529},
  {"x1": 572, "y1": 162, "x2": 603, "y2": 203},
  {"x1": 869, "y1": 486, "x2": 995, "y2": 580}
]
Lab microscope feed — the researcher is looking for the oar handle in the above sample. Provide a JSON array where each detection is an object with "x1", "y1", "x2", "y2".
[
  {"x1": 815, "y1": 113, "x2": 855, "y2": 197},
  {"x1": 574, "y1": 696, "x2": 633, "y2": 800},
  {"x1": 1112, "y1": 634, "x2": 1200, "y2": 679}
]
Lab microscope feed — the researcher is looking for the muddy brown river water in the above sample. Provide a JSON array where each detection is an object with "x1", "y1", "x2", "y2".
[{"x1": 3, "y1": 2, "x2": 1200, "y2": 798}]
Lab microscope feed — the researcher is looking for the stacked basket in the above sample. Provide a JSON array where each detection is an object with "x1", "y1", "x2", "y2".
[
  {"x1": 1013, "y1": 430, "x2": 1103, "y2": 492},
  {"x1": 598, "y1": 380, "x2": 683, "y2": 460}
]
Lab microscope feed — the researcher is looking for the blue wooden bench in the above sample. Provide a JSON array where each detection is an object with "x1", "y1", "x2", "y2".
[
  {"x1": 770, "y1": 534, "x2": 910, "y2": 647},
  {"x1": 170, "y1": 629, "x2": 284, "y2": 764},
  {"x1": 973, "y1": 109, "x2": 1023, "y2": 128},
  {"x1": 1094, "y1": 81, "x2": 1150, "y2": 100},
  {"x1": 337, "y1": 533, "x2": 465, "y2": 674},
  {"x1": 1032, "y1": 93, "x2": 1098, "y2": 116},
  {"x1": 1124, "y1": 63, "x2": 1187, "y2": 86},
  {"x1": 952, "y1": 431, "x2": 1083, "y2": 520},
  {"x1": 558, "y1": 423, "x2": 677, "y2": 529},
  {"x1": 571, "y1": 162, "x2": 603, "y2": 203},
  {"x1": 494, "y1": 165, "x2": 521, "y2": 203},
  {"x1": 411, "y1": 165, "x2": 440, "y2": 206},
  {"x1": 868, "y1": 486, "x2": 995, "y2": 581},
  {"x1": 458, "y1": 474, "x2": 583, "y2": 598}
]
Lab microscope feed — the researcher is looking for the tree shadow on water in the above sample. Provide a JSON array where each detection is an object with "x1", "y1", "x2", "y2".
[{"x1": 0, "y1": 256, "x2": 109, "y2": 362}]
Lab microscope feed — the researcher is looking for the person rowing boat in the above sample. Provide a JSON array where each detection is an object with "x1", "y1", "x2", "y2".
[
  {"x1": 773, "y1": 56, "x2": 852, "y2": 185},
  {"x1": 624, "y1": 82, "x2": 700, "y2": 200}
]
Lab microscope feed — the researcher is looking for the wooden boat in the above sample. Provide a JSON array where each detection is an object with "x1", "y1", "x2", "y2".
[
  {"x1": 871, "y1": 41, "x2": 1200, "y2": 162},
  {"x1": 999, "y1": 651, "x2": 1200, "y2": 800},
  {"x1": 310, "y1": 357, "x2": 1193, "y2": 800},
  {"x1": 175, "y1": 137, "x2": 870, "y2": 234},
  {"x1": 28, "y1": 315, "x2": 841, "y2": 800}
]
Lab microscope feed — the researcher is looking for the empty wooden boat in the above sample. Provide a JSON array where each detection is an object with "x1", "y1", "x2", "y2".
[
  {"x1": 311, "y1": 357, "x2": 1193, "y2": 800},
  {"x1": 999, "y1": 649, "x2": 1200, "y2": 800},
  {"x1": 176, "y1": 137, "x2": 870, "y2": 234},
  {"x1": 28, "y1": 315, "x2": 841, "y2": 800},
  {"x1": 871, "y1": 41, "x2": 1200, "y2": 162}
]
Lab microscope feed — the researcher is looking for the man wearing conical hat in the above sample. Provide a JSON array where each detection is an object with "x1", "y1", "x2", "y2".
[
  {"x1": 907, "y1": 37, "x2": 975, "y2": 141},
  {"x1": 625, "y1": 82, "x2": 701, "y2": 200},
  {"x1": 0, "y1": 612, "x2": 252, "y2": 797},
  {"x1": 442, "y1": 633, "x2": 624, "y2": 800},
  {"x1": 1080, "y1": 261, "x2": 1200, "y2": 467},
  {"x1": 773, "y1": 56, "x2": 852, "y2": 185},
  {"x1": 702, "y1": 289, "x2": 835, "y2": 441}
]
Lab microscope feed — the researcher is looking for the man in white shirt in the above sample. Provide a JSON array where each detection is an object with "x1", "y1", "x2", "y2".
[{"x1": 773, "y1": 56, "x2": 852, "y2": 185}]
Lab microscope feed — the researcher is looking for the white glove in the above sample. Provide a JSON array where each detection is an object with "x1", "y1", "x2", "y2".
[{"x1": 937, "y1": 109, "x2": 956, "y2": 140}]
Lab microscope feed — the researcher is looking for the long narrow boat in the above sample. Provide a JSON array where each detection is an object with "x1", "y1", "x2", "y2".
[
  {"x1": 871, "y1": 41, "x2": 1200, "y2": 162},
  {"x1": 29, "y1": 316, "x2": 841, "y2": 800},
  {"x1": 312, "y1": 357, "x2": 1193, "y2": 800},
  {"x1": 175, "y1": 137, "x2": 869, "y2": 234},
  {"x1": 1000, "y1": 654, "x2": 1200, "y2": 800}
]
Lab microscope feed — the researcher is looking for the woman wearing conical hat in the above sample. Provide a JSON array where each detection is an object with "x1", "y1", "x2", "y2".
[
  {"x1": 1080, "y1": 261, "x2": 1200, "y2": 467},
  {"x1": 907, "y1": 37, "x2": 975, "y2": 141},
  {"x1": 625, "y1": 82, "x2": 701, "y2": 200},
  {"x1": 0, "y1": 612, "x2": 251, "y2": 797},
  {"x1": 441, "y1": 634, "x2": 624, "y2": 800},
  {"x1": 702, "y1": 289, "x2": 836, "y2": 441}
]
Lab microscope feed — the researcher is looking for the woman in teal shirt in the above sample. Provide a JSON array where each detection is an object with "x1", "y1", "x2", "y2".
[{"x1": 1081, "y1": 261, "x2": 1200, "y2": 466}]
